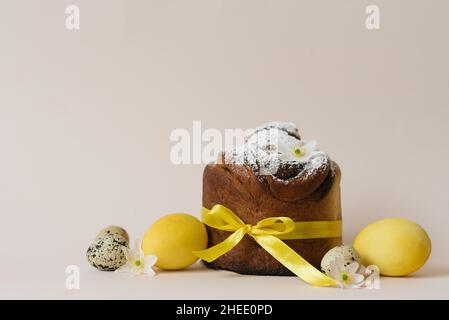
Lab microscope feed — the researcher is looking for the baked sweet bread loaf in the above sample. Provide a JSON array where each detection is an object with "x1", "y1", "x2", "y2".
[{"x1": 202, "y1": 122, "x2": 342, "y2": 276}]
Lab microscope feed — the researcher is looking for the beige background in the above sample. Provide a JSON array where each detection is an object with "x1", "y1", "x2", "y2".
[{"x1": 0, "y1": 0, "x2": 448, "y2": 299}]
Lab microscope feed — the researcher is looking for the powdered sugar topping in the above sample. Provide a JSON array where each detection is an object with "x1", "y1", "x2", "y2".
[{"x1": 223, "y1": 122, "x2": 329, "y2": 180}]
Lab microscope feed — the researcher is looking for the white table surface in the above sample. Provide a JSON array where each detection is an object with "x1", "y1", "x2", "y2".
[{"x1": 2, "y1": 255, "x2": 448, "y2": 300}]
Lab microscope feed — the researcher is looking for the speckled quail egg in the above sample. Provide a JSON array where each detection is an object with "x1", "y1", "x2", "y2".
[
  {"x1": 96, "y1": 225, "x2": 129, "y2": 243},
  {"x1": 86, "y1": 231, "x2": 129, "y2": 271},
  {"x1": 320, "y1": 245, "x2": 361, "y2": 275}
]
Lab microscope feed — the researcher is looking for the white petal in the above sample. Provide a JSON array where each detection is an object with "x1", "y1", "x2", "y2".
[
  {"x1": 148, "y1": 269, "x2": 156, "y2": 277},
  {"x1": 123, "y1": 245, "x2": 138, "y2": 262},
  {"x1": 328, "y1": 260, "x2": 341, "y2": 279},
  {"x1": 351, "y1": 273, "x2": 365, "y2": 284},
  {"x1": 358, "y1": 265, "x2": 366, "y2": 274},
  {"x1": 139, "y1": 249, "x2": 145, "y2": 262},
  {"x1": 121, "y1": 246, "x2": 132, "y2": 262},
  {"x1": 144, "y1": 255, "x2": 157, "y2": 267},
  {"x1": 345, "y1": 262, "x2": 360, "y2": 274},
  {"x1": 305, "y1": 140, "x2": 318, "y2": 151},
  {"x1": 134, "y1": 238, "x2": 142, "y2": 253},
  {"x1": 143, "y1": 266, "x2": 156, "y2": 277}
]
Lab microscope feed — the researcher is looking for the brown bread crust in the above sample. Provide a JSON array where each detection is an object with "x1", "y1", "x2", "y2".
[{"x1": 202, "y1": 161, "x2": 342, "y2": 276}]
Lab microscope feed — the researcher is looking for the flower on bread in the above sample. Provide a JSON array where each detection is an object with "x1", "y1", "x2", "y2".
[{"x1": 277, "y1": 139, "x2": 319, "y2": 163}]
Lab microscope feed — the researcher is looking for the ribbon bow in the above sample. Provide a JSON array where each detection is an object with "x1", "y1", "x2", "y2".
[{"x1": 194, "y1": 204, "x2": 340, "y2": 287}]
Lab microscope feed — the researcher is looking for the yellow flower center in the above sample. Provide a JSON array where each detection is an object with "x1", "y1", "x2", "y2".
[
  {"x1": 135, "y1": 260, "x2": 141, "y2": 267},
  {"x1": 293, "y1": 146, "x2": 304, "y2": 157},
  {"x1": 340, "y1": 272, "x2": 351, "y2": 282}
]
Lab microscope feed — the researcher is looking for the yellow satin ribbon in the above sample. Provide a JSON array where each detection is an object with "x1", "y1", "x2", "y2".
[{"x1": 193, "y1": 205, "x2": 342, "y2": 287}]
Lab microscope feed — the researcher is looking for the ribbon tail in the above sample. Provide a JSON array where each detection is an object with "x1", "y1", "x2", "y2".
[
  {"x1": 193, "y1": 228, "x2": 246, "y2": 263},
  {"x1": 254, "y1": 235, "x2": 337, "y2": 287}
]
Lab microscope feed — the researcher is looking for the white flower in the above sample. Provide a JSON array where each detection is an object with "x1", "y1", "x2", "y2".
[
  {"x1": 116, "y1": 239, "x2": 157, "y2": 276},
  {"x1": 277, "y1": 140, "x2": 319, "y2": 163},
  {"x1": 327, "y1": 257, "x2": 365, "y2": 289}
]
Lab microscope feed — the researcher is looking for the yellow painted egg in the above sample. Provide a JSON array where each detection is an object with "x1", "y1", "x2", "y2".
[
  {"x1": 353, "y1": 218, "x2": 431, "y2": 276},
  {"x1": 142, "y1": 213, "x2": 208, "y2": 270}
]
